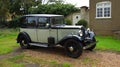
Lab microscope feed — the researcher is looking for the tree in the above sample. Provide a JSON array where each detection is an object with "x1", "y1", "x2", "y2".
[
  {"x1": 28, "y1": 3, "x2": 79, "y2": 16},
  {"x1": 0, "y1": 0, "x2": 11, "y2": 20},
  {"x1": 9, "y1": 0, "x2": 42, "y2": 15},
  {"x1": 0, "y1": 0, "x2": 42, "y2": 20}
]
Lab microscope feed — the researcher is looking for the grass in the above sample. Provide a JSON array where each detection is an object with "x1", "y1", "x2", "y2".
[
  {"x1": 0, "y1": 28, "x2": 19, "y2": 55},
  {"x1": 0, "y1": 53, "x2": 71, "y2": 67},
  {"x1": 0, "y1": 54, "x2": 24, "y2": 67},
  {"x1": 96, "y1": 36, "x2": 120, "y2": 51}
]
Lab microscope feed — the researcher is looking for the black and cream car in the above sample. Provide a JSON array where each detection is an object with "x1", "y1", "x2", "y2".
[{"x1": 17, "y1": 14, "x2": 97, "y2": 58}]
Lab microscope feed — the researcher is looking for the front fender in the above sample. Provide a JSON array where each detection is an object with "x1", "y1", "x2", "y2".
[
  {"x1": 58, "y1": 35, "x2": 82, "y2": 46},
  {"x1": 89, "y1": 31, "x2": 95, "y2": 39}
]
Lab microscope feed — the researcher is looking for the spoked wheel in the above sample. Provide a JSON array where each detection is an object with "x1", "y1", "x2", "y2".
[
  {"x1": 19, "y1": 36, "x2": 30, "y2": 49},
  {"x1": 65, "y1": 39, "x2": 83, "y2": 58}
]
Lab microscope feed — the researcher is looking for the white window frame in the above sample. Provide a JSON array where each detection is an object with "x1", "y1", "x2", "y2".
[{"x1": 96, "y1": 1, "x2": 111, "y2": 19}]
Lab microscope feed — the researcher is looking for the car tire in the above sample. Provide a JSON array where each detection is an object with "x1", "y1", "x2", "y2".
[
  {"x1": 19, "y1": 35, "x2": 30, "y2": 49},
  {"x1": 64, "y1": 39, "x2": 83, "y2": 58},
  {"x1": 86, "y1": 37, "x2": 96, "y2": 51}
]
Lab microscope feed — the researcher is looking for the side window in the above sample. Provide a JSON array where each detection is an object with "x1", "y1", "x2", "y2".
[
  {"x1": 38, "y1": 17, "x2": 49, "y2": 28},
  {"x1": 20, "y1": 17, "x2": 27, "y2": 28},
  {"x1": 20, "y1": 16, "x2": 37, "y2": 28},
  {"x1": 26, "y1": 17, "x2": 37, "y2": 28}
]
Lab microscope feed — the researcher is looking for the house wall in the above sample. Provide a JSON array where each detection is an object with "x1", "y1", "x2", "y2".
[
  {"x1": 72, "y1": 12, "x2": 81, "y2": 25},
  {"x1": 66, "y1": 6, "x2": 89, "y2": 25},
  {"x1": 89, "y1": 0, "x2": 120, "y2": 35}
]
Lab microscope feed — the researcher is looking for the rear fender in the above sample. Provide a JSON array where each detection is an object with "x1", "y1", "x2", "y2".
[{"x1": 17, "y1": 32, "x2": 31, "y2": 43}]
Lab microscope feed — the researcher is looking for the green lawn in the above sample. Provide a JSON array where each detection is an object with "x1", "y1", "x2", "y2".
[
  {"x1": 96, "y1": 36, "x2": 120, "y2": 51},
  {"x1": 0, "y1": 28, "x2": 19, "y2": 55},
  {"x1": 0, "y1": 54, "x2": 24, "y2": 67}
]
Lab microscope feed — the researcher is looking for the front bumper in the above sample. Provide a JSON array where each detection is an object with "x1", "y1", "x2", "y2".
[{"x1": 83, "y1": 41, "x2": 98, "y2": 49}]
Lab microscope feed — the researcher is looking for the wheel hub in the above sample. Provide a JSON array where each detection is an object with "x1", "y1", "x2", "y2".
[
  {"x1": 21, "y1": 40, "x2": 27, "y2": 46},
  {"x1": 69, "y1": 46, "x2": 74, "y2": 52}
]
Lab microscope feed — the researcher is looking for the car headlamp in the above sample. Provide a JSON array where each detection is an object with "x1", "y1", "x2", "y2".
[
  {"x1": 79, "y1": 30, "x2": 83, "y2": 36},
  {"x1": 87, "y1": 28, "x2": 90, "y2": 33}
]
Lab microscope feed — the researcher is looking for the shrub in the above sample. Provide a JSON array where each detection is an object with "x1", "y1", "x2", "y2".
[
  {"x1": 8, "y1": 17, "x2": 21, "y2": 28},
  {"x1": 65, "y1": 19, "x2": 72, "y2": 25},
  {"x1": 0, "y1": 17, "x2": 21, "y2": 28},
  {"x1": 0, "y1": 19, "x2": 8, "y2": 28},
  {"x1": 76, "y1": 19, "x2": 88, "y2": 28}
]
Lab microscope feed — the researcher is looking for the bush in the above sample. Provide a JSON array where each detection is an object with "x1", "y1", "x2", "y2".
[
  {"x1": 76, "y1": 19, "x2": 88, "y2": 28},
  {"x1": 65, "y1": 19, "x2": 72, "y2": 25},
  {"x1": 0, "y1": 19, "x2": 8, "y2": 28},
  {"x1": 8, "y1": 17, "x2": 21, "y2": 28},
  {"x1": 0, "y1": 17, "x2": 21, "y2": 28}
]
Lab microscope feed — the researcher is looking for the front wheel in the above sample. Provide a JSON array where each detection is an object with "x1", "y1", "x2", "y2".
[
  {"x1": 64, "y1": 39, "x2": 83, "y2": 58},
  {"x1": 19, "y1": 36, "x2": 30, "y2": 49}
]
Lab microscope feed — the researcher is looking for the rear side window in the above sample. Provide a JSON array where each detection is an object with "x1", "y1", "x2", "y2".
[
  {"x1": 38, "y1": 17, "x2": 49, "y2": 28},
  {"x1": 20, "y1": 16, "x2": 37, "y2": 28}
]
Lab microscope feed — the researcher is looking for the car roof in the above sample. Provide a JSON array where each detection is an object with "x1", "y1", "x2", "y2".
[{"x1": 24, "y1": 14, "x2": 63, "y2": 17}]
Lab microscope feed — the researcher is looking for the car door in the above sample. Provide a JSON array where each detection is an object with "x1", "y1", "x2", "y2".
[
  {"x1": 20, "y1": 16, "x2": 38, "y2": 42},
  {"x1": 37, "y1": 17, "x2": 50, "y2": 43}
]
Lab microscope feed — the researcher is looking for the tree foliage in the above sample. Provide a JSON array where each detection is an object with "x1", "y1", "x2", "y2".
[
  {"x1": 0, "y1": 0, "x2": 79, "y2": 28},
  {"x1": 0, "y1": 0, "x2": 10, "y2": 19},
  {"x1": 29, "y1": 3, "x2": 79, "y2": 16},
  {"x1": 0, "y1": 0, "x2": 42, "y2": 18}
]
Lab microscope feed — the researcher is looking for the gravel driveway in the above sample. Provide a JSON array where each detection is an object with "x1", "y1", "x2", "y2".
[
  {"x1": 24, "y1": 47, "x2": 120, "y2": 67},
  {"x1": 0, "y1": 47, "x2": 119, "y2": 67}
]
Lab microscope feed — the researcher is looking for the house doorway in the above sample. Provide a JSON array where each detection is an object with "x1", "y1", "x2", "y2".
[{"x1": 73, "y1": 14, "x2": 81, "y2": 25}]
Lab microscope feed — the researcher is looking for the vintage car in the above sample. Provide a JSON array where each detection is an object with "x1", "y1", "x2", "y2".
[{"x1": 17, "y1": 14, "x2": 97, "y2": 58}]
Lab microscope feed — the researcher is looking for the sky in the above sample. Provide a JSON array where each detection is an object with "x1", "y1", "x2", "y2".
[{"x1": 65, "y1": 0, "x2": 89, "y2": 7}]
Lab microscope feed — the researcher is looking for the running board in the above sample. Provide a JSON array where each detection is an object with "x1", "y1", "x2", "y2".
[
  {"x1": 29, "y1": 43, "x2": 48, "y2": 47},
  {"x1": 83, "y1": 41, "x2": 98, "y2": 50}
]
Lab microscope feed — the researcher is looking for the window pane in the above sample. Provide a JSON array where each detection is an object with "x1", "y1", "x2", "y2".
[
  {"x1": 38, "y1": 17, "x2": 49, "y2": 28},
  {"x1": 104, "y1": 3, "x2": 110, "y2": 6},
  {"x1": 27, "y1": 17, "x2": 37, "y2": 28},
  {"x1": 104, "y1": 7, "x2": 110, "y2": 17},
  {"x1": 97, "y1": 3, "x2": 103, "y2": 7},
  {"x1": 20, "y1": 17, "x2": 27, "y2": 28},
  {"x1": 97, "y1": 8, "x2": 103, "y2": 17}
]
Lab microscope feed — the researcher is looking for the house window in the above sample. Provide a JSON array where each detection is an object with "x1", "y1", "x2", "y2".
[{"x1": 96, "y1": 1, "x2": 111, "y2": 18}]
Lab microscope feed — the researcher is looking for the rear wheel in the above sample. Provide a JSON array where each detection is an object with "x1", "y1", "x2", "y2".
[
  {"x1": 19, "y1": 36, "x2": 30, "y2": 49},
  {"x1": 64, "y1": 39, "x2": 83, "y2": 58}
]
